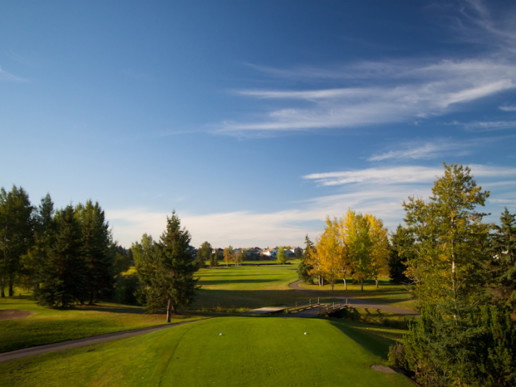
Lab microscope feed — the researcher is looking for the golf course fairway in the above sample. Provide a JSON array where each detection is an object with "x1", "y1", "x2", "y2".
[{"x1": 0, "y1": 316, "x2": 412, "y2": 386}]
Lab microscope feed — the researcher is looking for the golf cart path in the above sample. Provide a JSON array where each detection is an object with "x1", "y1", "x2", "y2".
[
  {"x1": 0, "y1": 318, "x2": 208, "y2": 363},
  {"x1": 289, "y1": 280, "x2": 417, "y2": 316}
]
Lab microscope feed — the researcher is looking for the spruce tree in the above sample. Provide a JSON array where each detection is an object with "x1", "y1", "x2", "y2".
[
  {"x1": 134, "y1": 213, "x2": 198, "y2": 322},
  {"x1": 76, "y1": 201, "x2": 113, "y2": 304},
  {"x1": 487, "y1": 208, "x2": 516, "y2": 311},
  {"x1": 0, "y1": 186, "x2": 34, "y2": 297},
  {"x1": 38, "y1": 205, "x2": 85, "y2": 308}
]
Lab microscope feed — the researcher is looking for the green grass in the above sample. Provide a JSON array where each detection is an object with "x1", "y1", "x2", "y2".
[
  {"x1": 299, "y1": 279, "x2": 417, "y2": 311},
  {"x1": 192, "y1": 264, "x2": 416, "y2": 312},
  {"x1": 192, "y1": 263, "x2": 304, "y2": 311},
  {"x1": 0, "y1": 297, "x2": 199, "y2": 353},
  {"x1": 197, "y1": 263, "x2": 298, "y2": 290},
  {"x1": 0, "y1": 316, "x2": 412, "y2": 387}
]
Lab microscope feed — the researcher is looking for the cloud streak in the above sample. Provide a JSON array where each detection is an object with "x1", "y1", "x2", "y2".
[
  {"x1": 0, "y1": 66, "x2": 27, "y2": 82},
  {"x1": 218, "y1": 1, "x2": 516, "y2": 136},
  {"x1": 107, "y1": 163, "x2": 516, "y2": 248},
  {"x1": 219, "y1": 59, "x2": 516, "y2": 134}
]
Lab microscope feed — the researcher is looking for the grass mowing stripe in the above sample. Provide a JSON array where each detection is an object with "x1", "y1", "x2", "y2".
[{"x1": 0, "y1": 317, "x2": 412, "y2": 387}]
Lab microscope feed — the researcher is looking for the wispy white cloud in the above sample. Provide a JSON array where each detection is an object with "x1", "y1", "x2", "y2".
[
  {"x1": 367, "y1": 137, "x2": 501, "y2": 162},
  {"x1": 219, "y1": 58, "x2": 516, "y2": 134},
  {"x1": 219, "y1": 1, "x2": 516, "y2": 135},
  {"x1": 499, "y1": 105, "x2": 516, "y2": 112},
  {"x1": 303, "y1": 166, "x2": 443, "y2": 186},
  {"x1": 303, "y1": 164, "x2": 516, "y2": 187},
  {"x1": 368, "y1": 141, "x2": 458, "y2": 162},
  {"x1": 0, "y1": 66, "x2": 27, "y2": 82},
  {"x1": 462, "y1": 120, "x2": 516, "y2": 132},
  {"x1": 106, "y1": 163, "x2": 516, "y2": 248}
]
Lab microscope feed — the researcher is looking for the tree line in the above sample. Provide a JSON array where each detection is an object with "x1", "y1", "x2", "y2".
[
  {"x1": 0, "y1": 187, "x2": 131, "y2": 307},
  {"x1": 298, "y1": 210, "x2": 389, "y2": 292}
]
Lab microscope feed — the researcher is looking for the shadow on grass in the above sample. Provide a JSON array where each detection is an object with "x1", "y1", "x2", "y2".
[
  {"x1": 190, "y1": 289, "x2": 322, "y2": 310},
  {"x1": 75, "y1": 304, "x2": 147, "y2": 315},
  {"x1": 199, "y1": 279, "x2": 279, "y2": 286},
  {"x1": 328, "y1": 319, "x2": 396, "y2": 359}
]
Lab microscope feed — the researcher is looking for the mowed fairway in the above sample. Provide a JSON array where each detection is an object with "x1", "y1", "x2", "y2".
[
  {"x1": 193, "y1": 263, "x2": 303, "y2": 310},
  {"x1": 0, "y1": 317, "x2": 412, "y2": 387}
]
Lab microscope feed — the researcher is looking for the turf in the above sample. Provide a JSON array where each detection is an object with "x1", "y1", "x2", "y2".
[
  {"x1": 0, "y1": 317, "x2": 413, "y2": 387},
  {"x1": 0, "y1": 297, "x2": 199, "y2": 353}
]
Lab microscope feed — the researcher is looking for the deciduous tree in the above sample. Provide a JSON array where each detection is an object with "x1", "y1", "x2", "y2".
[
  {"x1": 365, "y1": 214, "x2": 389, "y2": 288},
  {"x1": 316, "y1": 217, "x2": 345, "y2": 294},
  {"x1": 343, "y1": 210, "x2": 372, "y2": 291},
  {"x1": 197, "y1": 241, "x2": 212, "y2": 269}
]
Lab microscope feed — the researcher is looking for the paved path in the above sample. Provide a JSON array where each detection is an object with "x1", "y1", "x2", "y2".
[
  {"x1": 0, "y1": 319, "x2": 208, "y2": 363},
  {"x1": 288, "y1": 280, "x2": 417, "y2": 316}
]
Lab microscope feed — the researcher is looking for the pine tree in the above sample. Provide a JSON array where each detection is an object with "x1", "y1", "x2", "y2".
[
  {"x1": 487, "y1": 208, "x2": 516, "y2": 311},
  {"x1": 22, "y1": 194, "x2": 55, "y2": 294},
  {"x1": 297, "y1": 235, "x2": 315, "y2": 283},
  {"x1": 76, "y1": 201, "x2": 113, "y2": 304},
  {"x1": 134, "y1": 213, "x2": 198, "y2": 322},
  {"x1": 0, "y1": 186, "x2": 34, "y2": 297},
  {"x1": 38, "y1": 206, "x2": 85, "y2": 308}
]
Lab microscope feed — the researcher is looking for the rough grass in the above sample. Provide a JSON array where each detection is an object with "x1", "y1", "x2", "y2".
[
  {"x1": 0, "y1": 297, "x2": 199, "y2": 353},
  {"x1": 0, "y1": 317, "x2": 413, "y2": 387}
]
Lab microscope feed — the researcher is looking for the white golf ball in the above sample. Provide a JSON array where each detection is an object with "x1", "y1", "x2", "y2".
[
  {"x1": 219, "y1": 333, "x2": 223, "y2": 336},
  {"x1": 304, "y1": 332, "x2": 308, "y2": 335}
]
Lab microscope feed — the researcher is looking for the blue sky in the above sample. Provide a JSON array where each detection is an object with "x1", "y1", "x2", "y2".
[{"x1": 1, "y1": 0, "x2": 516, "y2": 248}]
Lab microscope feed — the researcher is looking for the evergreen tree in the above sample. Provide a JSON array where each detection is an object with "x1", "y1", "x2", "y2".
[
  {"x1": 22, "y1": 194, "x2": 55, "y2": 294},
  {"x1": 487, "y1": 208, "x2": 516, "y2": 311},
  {"x1": 38, "y1": 206, "x2": 85, "y2": 308},
  {"x1": 388, "y1": 225, "x2": 413, "y2": 284},
  {"x1": 0, "y1": 186, "x2": 34, "y2": 297},
  {"x1": 134, "y1": 213, "x2": 198, "y2": 322},
  {"x1": 76, "y1": 201, "x2": 113, "y2": 304},
  {"x1": 297, "y1": 235, "x2": 315, "y2": 284}
]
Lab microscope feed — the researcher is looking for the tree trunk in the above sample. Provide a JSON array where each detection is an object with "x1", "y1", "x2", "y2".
[
  {"x1": 166, "y1": 297, "x2": 174, "y2": 323},
  {"x1": 360, "y1": 278, "x2": 364, "y2": 292},
  {"x1": 8, "y1": 277, "x2": 14, "y2": 297},
  {"x1": 343, "y1": 277, "x2": 347, "y2": 290},
  {"x1": 1, "y1": 270, "x2": 5, "y2": 298},
  {"x1": 375, "y1": 276, "x2": 378, "y2": 289}
]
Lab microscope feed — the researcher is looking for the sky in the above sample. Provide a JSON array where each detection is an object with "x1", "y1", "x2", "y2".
[{"x1": 1, "y1": 0, "x2": 516, "y2": 248}]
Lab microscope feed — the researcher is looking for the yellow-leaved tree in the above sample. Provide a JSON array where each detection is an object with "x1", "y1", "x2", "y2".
[
  {"x1": 342, "y1": 210, "x2": 372, "y2": 291},
  {"x1": 316, "y1": 217, "x2": 346, "y2": 293},
  {"x1": 364, "y1": 214, "x2": 390, "y2": 288}
]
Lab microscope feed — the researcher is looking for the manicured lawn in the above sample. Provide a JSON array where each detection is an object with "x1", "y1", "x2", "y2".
[
  {"x1": 0, "y1": 317, "x2": 412, "y2": 387},
  {"x1": 193, "y1": 263, "x2": 304, "y2": 311},
  {"x1": 192, "y1": 263, "x2": 416, "y2": 312},
  {"x1": 299, "y1": 279, "x2": 417, "y2": 311},
  {"x1": 0, "y1": 297, "x2": 199, "y2": 353},
  {"x1": 197, "y1": 262, "x2": 298, "y2": 290}
]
